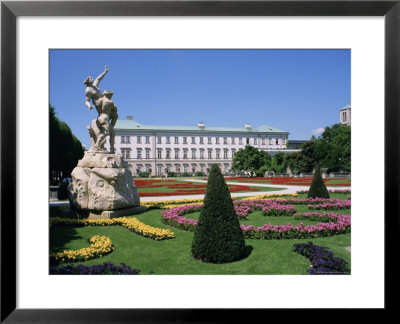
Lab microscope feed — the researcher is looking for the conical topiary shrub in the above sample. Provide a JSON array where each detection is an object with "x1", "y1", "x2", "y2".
[
  {"x1": 191, "y1": 164, "x2": 245, "y2": 263},
  {"x1": 308, "y1": 166, "x2": 330, "y2": 199}
]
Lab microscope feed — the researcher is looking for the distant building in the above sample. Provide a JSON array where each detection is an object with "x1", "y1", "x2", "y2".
[
  {"x1": 340, "y1": 103, "x2": 351, "y2": 125},
  {"x1": 287, "y1": 140, "x2": 307, "y2": 150},
  {"x1": 106, "y1": 118, "x2": 291, "y2": 176}
]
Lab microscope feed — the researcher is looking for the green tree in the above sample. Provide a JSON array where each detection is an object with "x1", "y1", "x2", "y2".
[
  {"x1": 317, "y1": 124, "x2": 351, "y2": 172},
  {"x1": 191, "y1": 164, "x2": 245, "y2": 263},
  {"x1": 307, "y1": 166, "x2": 330, "y2": 198},
  {"x1": 288, "y1": 124, "x2": 351, "y2": 174},
  {"x1": 50, "y1": 105, "x2": 85, "y2": 183},
  {"x1": 270, "y1": 152, "x2": 287, "y2": 173},
  {"x1": 231, "y1": 145, "x2": 271, "y2": 177}
]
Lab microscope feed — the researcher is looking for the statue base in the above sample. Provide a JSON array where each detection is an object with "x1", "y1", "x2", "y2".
[{"x1": 68, "y1": 151, "x2": 141, "y2": 214}]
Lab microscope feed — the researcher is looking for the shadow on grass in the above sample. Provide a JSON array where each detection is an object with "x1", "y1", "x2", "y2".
[
  {"x1": 49, "y1": 225, "x2": 83, "y2": 253},
  {"x1": 239, "y1": 245, "x2": 254, "y2": 261}
]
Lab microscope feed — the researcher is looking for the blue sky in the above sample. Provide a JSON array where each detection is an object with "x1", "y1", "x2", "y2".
[{"x1": 49, "y1": 49, "x2": 350, "y2": 149}]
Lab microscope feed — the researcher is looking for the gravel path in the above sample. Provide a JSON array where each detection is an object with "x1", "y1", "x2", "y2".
[{"x1": 49, "y1": 179, "x2": 350, "y2": 205}]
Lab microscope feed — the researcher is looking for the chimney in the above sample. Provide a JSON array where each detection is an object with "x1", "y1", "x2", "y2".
[
  {"x1": 126, "y1": 116, "x2": 133, "y2": 120},
  {"x1": 245, "y1": 123, "x2": 251, "y2": 129},
  {"x1": 198, "y1": 122, "x2": 205, "y2": 129}
]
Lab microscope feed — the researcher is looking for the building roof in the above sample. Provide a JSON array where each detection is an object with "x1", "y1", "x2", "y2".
[
  {"x1": 340, "y1": 103, "x2": 351, "y2": 111},
  {"x1": 114, "y1": 119, "x2": 289, "y2": 134}
]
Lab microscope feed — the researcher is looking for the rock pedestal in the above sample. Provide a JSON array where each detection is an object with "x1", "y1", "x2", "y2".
[{"x1": 68, "y1": 151, "x2": 144, "y2": 219}]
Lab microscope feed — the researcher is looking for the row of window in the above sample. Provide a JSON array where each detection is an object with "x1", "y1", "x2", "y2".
[
  {"x1": 134, "y1": 163, "x2": 230, "y2": 174},
  {"x1": 120, "y1": 135, "x2": 286, "y2": 146},
  {"x1": 120, "y1": 148, "x2": 238, "y2": 160}
]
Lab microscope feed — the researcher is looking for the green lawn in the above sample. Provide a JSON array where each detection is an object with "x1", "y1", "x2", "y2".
[{"x1": 49, "y1": 193, "x2": 351, "y2": 275}]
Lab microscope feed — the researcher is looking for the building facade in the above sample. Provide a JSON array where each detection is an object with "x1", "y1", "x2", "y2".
[
  {"x1": 340, "y1": 104, "x2": 351, "y2": 125},
  {"x1": 106, "y1": 118, "x2": 290, "y2": 176}
]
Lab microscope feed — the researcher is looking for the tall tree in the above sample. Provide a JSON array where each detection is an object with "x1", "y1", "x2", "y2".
[
  {"x1": 231, "y1": 145, "x2": 271, "y2": 177},
  {"x1": 50, "y1": 105, "x2": 85, "y2": 183}
]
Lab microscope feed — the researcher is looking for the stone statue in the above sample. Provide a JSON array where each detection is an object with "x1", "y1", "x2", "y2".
[
  {"x1": 67, "y1": 66, "x2": 143, "y2": 219},
  {"x1": 84, "y1": 66, "x2": 118, "y2": 153}
]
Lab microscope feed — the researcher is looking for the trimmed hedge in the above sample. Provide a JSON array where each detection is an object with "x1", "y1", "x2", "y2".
[
  {"x1": 308, "y1": 167, "x2": 330, "y2": 199},
  {"x1": 191, "y1": 164, "x2": 245, "y2": 263}
]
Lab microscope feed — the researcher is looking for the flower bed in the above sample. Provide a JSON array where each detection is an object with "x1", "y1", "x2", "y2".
[
  {"x1": 223, "y1": 177, "x2": 351, "y2": 187},
  {"x1": 142, "y1": 193, "x2": 296, "y2": 209},
  {"x1": 161, "y1": 199, "x2": 351, "y2": 239},
  {"x1": 50, "y1": 217, "x2": 175, "y2": 241},
  {"x1": 50, "y1": 262, "x2": 141, "y2": 275},
  {"x1": 136, "y1": 179, "x2": 260, "y2": 197},
  {"x1": 296, "y1": 189, "x2": 351, "y2": 194},
  {"x1": 50, "y1": 235, "x2": 114, "y2": 264},
  {"x1": 307, "y1": 200, "x2": 351, "y2": 210},
  {"x1": 293, "y1": 242, "x2": 350, "y2": 274}
]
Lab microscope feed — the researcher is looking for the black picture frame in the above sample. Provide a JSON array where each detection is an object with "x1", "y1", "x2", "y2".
[{"x1": 1, "y1": 0, "x2": 398, "y2": 322}]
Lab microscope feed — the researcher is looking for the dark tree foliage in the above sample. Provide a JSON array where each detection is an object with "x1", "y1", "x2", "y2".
[
  {"x1": 191, "y1": 164, "x2": 245, "y2": 263},
  {"x1": 50, "y1": 105, "x2": 85, "y2": 184},
  {"x1": 307, "y1": 166, "x2": 330, "y2": 199}
]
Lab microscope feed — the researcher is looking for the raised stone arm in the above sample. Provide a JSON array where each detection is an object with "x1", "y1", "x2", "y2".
[{"x1": 93, "y1": 66, "x2": 109, "y2": 87}]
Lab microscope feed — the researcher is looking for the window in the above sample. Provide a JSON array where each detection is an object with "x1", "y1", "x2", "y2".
[
  {"x1": 216, "y1": 137, "x2": 220, "y2": 144},
  {"x1": 121, "y1": 149, "x2": 130, "y2": 159},
  {"x1": 166, "y1": 150, "x2": 171, "y2": 159},
  {"x1": 254, "y1": 138, "x2": 258, "y2": 145},
  {"x1": 208, "y1": 149, "x2": 212, "y2": 159},
  {"x1": 232, "y1": 149, "x2": 236, "y2": 156},
  {"x1": 231, "y1": 137, "x2": 235, "y2": 145},
  {"x1": 282, "y1": 138, "x2": 286, "y2": 145},
  {"x1": 224, "y1": 149, "x2": 228, "y2": 159},
  {"x1": 262, "y1": 138, "x2": 266, "y2": 145},
  {"x1": 192, "y1": 149, "x2": 196, "y2": 159},
  {"x1": 121, "y1": 136, "x2": 130, "y2": 144},
  {"x1": 246, "y1": 138, "x2": 250, "y2": 145},
  {"x1": 343, "y1": 112, "x2": 347, "y2": 122},
  {"x1": 200, "y1": 137, "x2": 204, "y2": 144},
  {"x1": 184, "y1": 165, "x2": 188, "y2": 173},
  {"x1": 216, "y1": 149, "x2": 220, "y2": 159},
  {"x1": 276, "y1": 139, "x2": 279, "y2": 145},
  {"x1": 137, "y1": 136, "x2": 141, "y2": 144},
  {"x1": 157, "y1": 149, "x2": 162, "y2": 159},
  {"x1": 191, "y1": 137, "x2": 196, "y2": 144},
  {"x1": 174, "y1": 136, "x2": 179, "y2": 144},
  {"x1": 223, "y1": 137, "x2": 228, "y2": 144},
  {"x1": 200, "y1": 149, "x2": 204, "y2": 159},
  {"x1": 145, "y1": 149, "x2": 150, "y2": 159},
  {"x1": 270, "y1": 138, "x2": 273, "y2": 145},
  {"x1": 183, "y1": 149, "x2": 188, "y2": 159},
  {"x1": 208, "y1": 137, "x2": 212, "y2": 144},
  {"x1": 137, "y1": 149, "x2": 142, "y2": 159},
  {"x1": 166, "y1": 136, "x2": 171, "y2": 144},
  {"x1": 239, "y1": 138, "x2": 242, "y2": 145},
  {"x1": 175, "y1": 149, "x2": 179, "y2": 159},
  {"x1": 145, "y1": 136, "x2": 150, "y2": 144},
  {"x1": 157, "y1": 165, "x2": 163, "y2": 175},
  {"x1": 157, "y1": 136, "x2": 162, "y2": 144},
  {"x1": 183, "y1": 137, "x2": 187, "y2": 144}
]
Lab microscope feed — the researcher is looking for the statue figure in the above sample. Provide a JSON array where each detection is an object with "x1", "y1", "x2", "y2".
[{"x1": 84, "y1": 66, "x2": 118, "y2": 153}]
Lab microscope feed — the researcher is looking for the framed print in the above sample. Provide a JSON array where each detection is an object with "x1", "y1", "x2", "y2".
[{"x1": 1, "y1": 0, "x2": 398, "y2": 321}]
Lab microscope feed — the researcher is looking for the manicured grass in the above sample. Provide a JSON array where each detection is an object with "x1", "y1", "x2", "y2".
[{"x1": 49, "y1": 193, "x2": 351, "y2": 274}]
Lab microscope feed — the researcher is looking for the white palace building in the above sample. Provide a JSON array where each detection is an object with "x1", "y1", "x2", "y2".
[{"x1": 106, "y1": 117, "x2": 290, "y2": 176}]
